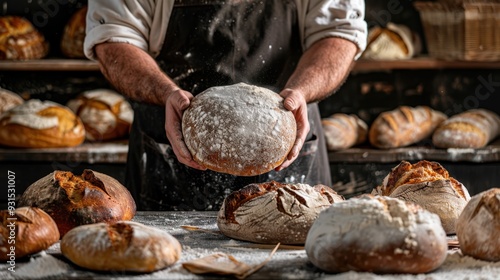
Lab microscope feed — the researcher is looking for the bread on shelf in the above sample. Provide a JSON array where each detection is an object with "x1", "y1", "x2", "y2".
[
  {"x1": 322, "y1": 113, "x2": 367, "y2": 151},
  {"x1": 0, "y1": 88, "x2": 23, "y2": 114},
  {"x1": 0, "y1": 16, "x2": 49, "y2": 60},
  {"x1": 60, "y1": 6, "x2": 87, "y2": 58}
]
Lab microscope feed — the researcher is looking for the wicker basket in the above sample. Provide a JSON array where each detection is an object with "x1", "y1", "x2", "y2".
[{"x1": 414, "y1": 1, "x2": 500, "y2": 61}]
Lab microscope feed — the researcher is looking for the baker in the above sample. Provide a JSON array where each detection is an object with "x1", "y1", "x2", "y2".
[{"x1": 84, "y1": 0, "x2": 367, "y2": 211}]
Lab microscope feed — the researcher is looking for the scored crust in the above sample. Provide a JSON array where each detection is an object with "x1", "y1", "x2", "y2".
[
  {"x1": 0, "y1": 88, "x2": 23, "y2": 114},
  {"x1": 182, "y1": 83, "x2": 296, "y2": 176},
  {"x1": 0, "y1": 16, "x2": 49, "y2": 60},
  {"x1": 217, "y1": 181, "x2": 343, "y2": 244}
]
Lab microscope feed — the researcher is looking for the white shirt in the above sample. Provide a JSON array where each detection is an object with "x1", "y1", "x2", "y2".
[{"x1": 84, "y1": 0, "x2": 367, "y2": 60}]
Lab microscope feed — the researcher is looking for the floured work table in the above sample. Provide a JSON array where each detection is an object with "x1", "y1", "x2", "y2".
[{"x1": 1, "y1": 211, "x2": 500, "y2": 280}]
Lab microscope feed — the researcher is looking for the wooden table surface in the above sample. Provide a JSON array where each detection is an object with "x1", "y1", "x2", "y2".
[{"x1": 1, "y1": 211, "x2": 500, "y2": 280}]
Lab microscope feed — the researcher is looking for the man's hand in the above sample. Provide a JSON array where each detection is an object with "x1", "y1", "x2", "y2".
[
  {"x1": 275, "y1": 88, "x2": 310, "y2": 171},
  {"x1": 164, "y1": 88, "x2": 207, "y2": 170}
]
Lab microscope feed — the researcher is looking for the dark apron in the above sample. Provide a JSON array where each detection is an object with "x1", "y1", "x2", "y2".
[{"x1": 126, "y1": 0, "x2": 332, "y2": 210}]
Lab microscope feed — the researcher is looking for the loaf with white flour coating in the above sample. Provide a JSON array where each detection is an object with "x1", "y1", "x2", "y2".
[
  {"x1": 305, "y1": 195, "x2": 448, "y2": 274},
  {"x1": 217, "y1": 181, "x2": 343, "y2": 245},
  {"x1": 372, "y1": 160, "x2": 470, "y2": 234},
  {"x1": 182, "y1": 83, "x2": 296, "y2": 176},
  {"x1": 456, "y1": 188, "x2": 500, "y2": 262},
  {"x1": 61, "y1": 221, "x2": 181, "y2": 272}
]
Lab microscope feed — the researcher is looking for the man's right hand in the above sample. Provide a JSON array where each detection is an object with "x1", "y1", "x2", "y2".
[{"x1": 164, "y1": 88, "x2": 207, "y2": 170}]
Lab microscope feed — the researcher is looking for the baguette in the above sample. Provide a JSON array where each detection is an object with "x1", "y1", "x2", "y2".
[{"x1": 369, "y1": 106, "x2": 447, "y2": 149}]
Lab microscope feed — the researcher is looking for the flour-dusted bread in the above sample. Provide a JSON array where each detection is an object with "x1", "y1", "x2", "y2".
[
  {"x1": 67, "y1": 89, "x2": 133, "y2": 141},
  {"x1": 217, "y1": 181, "x2": 343, "y2": 245},
  {"x1": 363, "y1": 22, "x2": 421, "y2": 60},
  {"x1": 61, "y1": 221, "x2": 181, "y2": 272},
  {"x1": 18, "y1": 169, "x2": 136, "y2": 237},
  {"x1": 432, "y1": 109, "x2": 500, "y2": 149},
  {"x1": 0, "y1": 16, "x2": 49, "y2": 60},
  {"x1": 60, "y1": 6, "x2": 87, "y2": 58},
  {"x1": 369, "y1": 106, "x2": 447, "y2": 149},
  {"x1": 182, "y1": 83, "x2": 296, "y2": 176},
  {"x1": 0, "y1": 99, "x2": 85, "y2": 148},
  {"x1": 305, "y1": 195, "x2": 448, "y2": 274},
  {"x1": 322, "y1": 113, "x2": 368, "y2": 151},
  {"x1": 0, "y1": 207, "x2": 59, "y2": 261},
  {"x1": 456, "y1": 188, "x2": 500, "y2": 262},
  {"x1": 372, "y1": 160, "x2": 470, "y2": 234},
  {"x1": 0, "y1": 88, "x2": 23, "y2": 114}
]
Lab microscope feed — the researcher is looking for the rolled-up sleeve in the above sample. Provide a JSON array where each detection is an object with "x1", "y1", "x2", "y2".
[
  {"x1": 84, "y1": 0, "x2": 163, "y2": 60},
  {"x1": 302, "y1": 0, "x2": 367, "y2": 59}
]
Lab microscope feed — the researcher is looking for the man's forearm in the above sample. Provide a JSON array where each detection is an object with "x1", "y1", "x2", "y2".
[
  {"x1": 285, "y1": 37, "x2": 358, "y2": 103},
  {"x1": 94, "y1": 43, "x2": 178, "y2": 105}
]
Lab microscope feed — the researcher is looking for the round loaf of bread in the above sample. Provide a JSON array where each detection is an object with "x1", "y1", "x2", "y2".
[
  {"x1": 0, "y1": 16, "x2": 49, "y2": 60},
  {"x1": 61, "y1": 221, "x2": 181, "y2": 272},
  {"x1": 217, "y1": 181, "x2": 344, "y2": 244},
  {"x1": 456, "y1": 188, "x2": 500, "y2": 262},
  {"x1": 18, "y1": 169, "x2": 136, "y2": 237},
  {"x1": 67, "y1": 89, "x2": 134, "y2": 141},
  {"x1": 0, "y1": 207, "x2": 59, "y2": 261},
  {"x1": 305, "y1": 195, "x2": 448, "y2": 274},
  {"x1": 182, "y1": 83, "x2": 296, "y2": 176},
  {"x1": 372, "y1": 160, "x2": 470, "y2": 234},
  {"x1": 60, "y1": 6, "x2": 87, "y2": 58},
  {"x1": 0, "y1": 99, "x2": 85, "y2": 148},
  {"x1": 0, "y1": 88, "x2": 23, "y2": 115}
]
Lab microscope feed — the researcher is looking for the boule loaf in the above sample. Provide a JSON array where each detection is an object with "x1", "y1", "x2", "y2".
[
  {"x1": 372, "y1": 160, "x2": 470, "y2": 234},
  {"x1": 305, "y1": 195, "x2": 448, "y2": 274},
  {"x1": 60, "y1": 6, "x2": 87, "y2": 58},
  {"x1": 0, "y1": 88, "x2": 23, "y2": 114},
  {"x1": 18, "y1": 169, "x2": 136, "y2": 237},
  {"x1": 0, "y1": 207, "x2": 59, "y2": 261},
  {"x1": 0, "y1": 16, "x2": 49, "y2": 60},
  {"x1": 369, "y1": 106, "x2": 447, "y2": 149},
  {"x1": 322, "y1": 113, "x2": 368, "y2": 151},
  {"x1": 61, "y1": 221, "x2": 181, "y2": 272},
  {"x1": 67, "y1": 89, "x2": 133, "y2": 141},
  {"x1": 456, "y1": 188, "x2": 500, "y2": 262},
  {"x1": 0, "y1": 99, "x2": 85, "y2": 148},
  {"x1": 432, "y1": 109, "x2": 500, "y2": 149},
  {"x1": 217, "y1": 181, "x2": 343, "y2": 244},
  {"x1": 182, "y1": 83, "x2": 296, "y2": 176}
]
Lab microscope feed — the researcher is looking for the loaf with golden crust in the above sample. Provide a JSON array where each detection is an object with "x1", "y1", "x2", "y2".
[
  {"x1": 0, "y1": 16, "x2": 49, "y2": 60},
  {"x1": 61, "y1": 221, "x2": 181, "y2": 272},
  {"x1": 0, "y1": 99, "x2": 85, "y2": 148},
  {"x1": 305, "y1": 195, "x2": 448, "y2": 274},
  {"x1": 0, "y1": 207, "x2": 59, "y2": 261},
  {"x1": 456, "y1": 188, "x2": 500, "y2": 262},
  {"x1": 60, "y1": 6, "x2": 87, "y2": 58},
  {"x1": 369, "y1": 106, "x2": 447, "y2": 149},
  {"x1": 18, "y1": 169, "x2": 136, "y2": 237},
  {"x1": 372, "y1": 160, "x2": 470, "y2": 234},
  {"x1": 322, "y1": 113, "x2": 368, "y2": 151},
  {"x1": 217, "y1": 181, "x2": 343, "y2": 245},
  {"x1": 432, "y1": 109, "x2": 500, "y2": 149},
  {"x1": 182, "y1": 83, "x2": 296, "y2": 176},
  {"x1": 67, "y1": 89, "x2": 133, "y2": 141},
  {"x1": 0, "y1": 88, "x2": 23, "y2": 115}
]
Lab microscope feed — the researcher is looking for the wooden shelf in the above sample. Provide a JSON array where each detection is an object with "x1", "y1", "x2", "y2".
[{"x1": 1, "y1": 57, "x2": 500, "y2": 72}]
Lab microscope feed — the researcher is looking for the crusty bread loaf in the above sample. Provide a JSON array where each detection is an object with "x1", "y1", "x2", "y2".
[
  {"x1": 363, "y1": 22, "x2": 421, "y2": 60},
  {"x1": 322, "y1": 113, "x2": 368, "y2": 151},
  {"x1": 67, "y1": 89, "x2": 133, "y2": 141},
  {"x1": 217, "y1": 181, "x2": 343, "y2": 245},
  {"x1": 182, "y1": 83, "x2": 296, "y2": 176},
  {"x1": 61, "y1": 221, "x2": 181, "y2": 272},
  {"x1": 305, "y1": 195, "x2": 448, "y2": 274},
  {"x1": 0, "y1": 88, "x2": 23, "y2": 114},
  {"x1": 372, "y1": 160, "x2": 470, "y2": 234},
  {"x1": 60, "y1": 6, "x2": 87, "y2": 58},
  {"x1": 0, "y1": 16, "x2": 49, "y2": 60},
  {"x1": 18, "y1": 169, "x2": 136, "y2": 237},
  {"x1": 432, "y1": 109, "x2": 500, "y2": 149},
  {"x1": 369, "y1": 106, "x2": 447, "y2": 149},
  {"x1": 0, "y1": 207, "x2": 59, "y2": 261},
  {"x1": 0, "y1": 99, "x2": 85, "y2": 148},
  {"x1": 456, "y1": 188, "x2": 500, "y2": 262}
]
